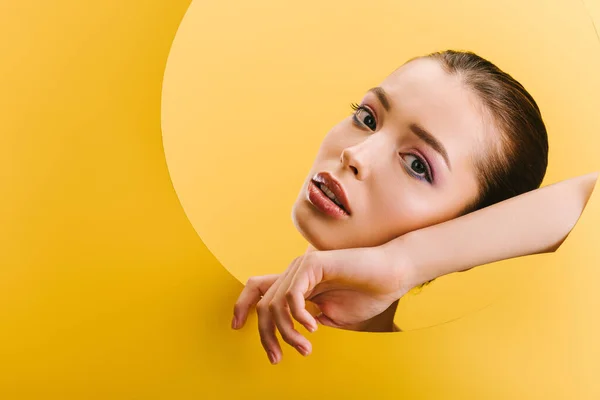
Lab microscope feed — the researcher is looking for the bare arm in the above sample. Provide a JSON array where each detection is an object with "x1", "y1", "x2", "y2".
[
  {"x1": 233, "y1": 172, "x2": 599, "y2": 360},
  {"x1": 389, "y1": 172, "x2": 599, "y2": 290}
]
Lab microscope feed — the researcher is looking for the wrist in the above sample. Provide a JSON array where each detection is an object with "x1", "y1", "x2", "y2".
[{"x1": 380, "y1": 235, "x2": 420, "y2": 298}]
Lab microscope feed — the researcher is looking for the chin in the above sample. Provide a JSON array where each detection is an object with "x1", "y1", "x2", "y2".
[{"x1": 291, "y1": 199, "x2": 338, "y2": 251}]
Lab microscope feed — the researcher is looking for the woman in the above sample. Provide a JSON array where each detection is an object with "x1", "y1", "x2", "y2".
[{"x1": 231, "y1": 50, "x2": 598, "y2": 364}]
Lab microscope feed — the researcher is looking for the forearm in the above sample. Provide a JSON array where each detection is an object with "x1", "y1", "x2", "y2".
[{"x1": 388, "y1": 172, "x2": 598, "y2": 289}]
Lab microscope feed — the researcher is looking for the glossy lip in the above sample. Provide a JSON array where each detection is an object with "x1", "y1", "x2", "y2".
[
  {"x1": 311, "y1": 172, "x2": 352, "y2": 215},
  {"x1": 307, "y1": 181, "x2": 348, "y2": 219}
]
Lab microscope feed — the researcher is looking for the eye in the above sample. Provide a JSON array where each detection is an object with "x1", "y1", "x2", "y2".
[
  {"x1": 401, "y1": 154, "x2": 432, "y2": 183},
  {"x1": 350, "y1": 103, "x2": 377, "y2": 130}
]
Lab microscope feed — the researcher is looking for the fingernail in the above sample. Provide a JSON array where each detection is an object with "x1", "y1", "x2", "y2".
[
  {"x1": 268, "y1": 351, "x2": 277, "y2": 365},
  {"x1": 231, "y1": 316, "x2": 238, "y2": 329},
  {"x1": 296, "y1": 345, "x2": 309, "y2": 357}
]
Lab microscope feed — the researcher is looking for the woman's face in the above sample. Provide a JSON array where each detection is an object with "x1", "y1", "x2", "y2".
[{"x1": 292, "y1": 57, "x2": 492, "y2": 251}]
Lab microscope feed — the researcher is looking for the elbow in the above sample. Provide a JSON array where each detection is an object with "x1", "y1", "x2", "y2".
[
  {"x1": 578, "y1": 171, "x2": 599, "y2": 209},
  {"x1": 551, "y1": 171, "x2": 599, "y2": 253}
]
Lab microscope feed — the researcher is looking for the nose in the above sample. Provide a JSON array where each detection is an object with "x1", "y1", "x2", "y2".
[{"x1": 340, "y1": 136, "x2": 386, "y2": 180}]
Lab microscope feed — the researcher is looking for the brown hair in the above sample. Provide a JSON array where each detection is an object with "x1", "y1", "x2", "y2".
[
  {"x1": 427, "y1": 50, "x2": 549, "y2": 213},
  {"x1": 413, "y1": 50, "x2": 549, "y2": 290}
]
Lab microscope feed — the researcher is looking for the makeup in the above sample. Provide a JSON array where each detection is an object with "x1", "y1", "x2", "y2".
[{"x1": 307, "y1": 172, "x2": 351, "y2": 219}]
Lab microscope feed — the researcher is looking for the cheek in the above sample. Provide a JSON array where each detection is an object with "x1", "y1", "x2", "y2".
[
  {"x1": 315, "y1": 120, "x2": 360, "y2": 159},
  {"x1": 319, "y1": 134, "x2": 345, "y2": 157},
  {"x1": 365, "y1": 185, "x2": 456, "y2": 236}
]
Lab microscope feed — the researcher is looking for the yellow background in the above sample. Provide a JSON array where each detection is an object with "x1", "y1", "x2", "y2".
[
  {"x1": 162, "y1": 0, "x2": 600, "y2": 331},
  {"x1": 1, "y1": 0, "x2": 600, "y2": 399}
]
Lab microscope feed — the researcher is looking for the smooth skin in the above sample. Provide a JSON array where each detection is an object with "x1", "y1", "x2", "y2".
[
  {"x1": 231, "y1": 56, "x2": 598, "y2": 364},
  {"x1": 233, "y1": 172, "x2": 598, "y2": 364},
  {"x1": 292, "y1": 57, "x2": 486, "y2": 252}
]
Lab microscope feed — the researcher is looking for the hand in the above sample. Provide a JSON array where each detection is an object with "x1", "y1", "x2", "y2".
[{"x1": 231, "y1": 244, "x2": 413, "y2": 364}]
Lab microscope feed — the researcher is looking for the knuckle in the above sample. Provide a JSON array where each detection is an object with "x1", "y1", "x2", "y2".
[
  {"x1": 256, "y1": 300, "x2": 268, "y2": 314},
  {"x1": 245, "y1": 276, "x2": 259, "y2": 287},
  {"x1": 279, "y1": 331, "x2": 295, "y2": 346},
  {"x1": 285, "y1": 290, "x2": 294, "y2": 302},
  {"x1": 303, "y1": 252, "x2": 315, "y2": 263},
  {"x1": 268, "y1": 300, "x2": 277, "y2": 313},
  {"x1": 291, "y1": 256, "x2": 303, "y2": 266}
]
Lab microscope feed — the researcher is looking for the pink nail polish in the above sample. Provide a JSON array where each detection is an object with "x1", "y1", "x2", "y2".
[{"x1": 231, "y1": 317, "x2": 238, "y2": 329}]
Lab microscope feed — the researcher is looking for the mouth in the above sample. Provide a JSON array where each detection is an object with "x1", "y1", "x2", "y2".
[{"x1": 307, "y1": 172, "x2": 351, "y2": 217}]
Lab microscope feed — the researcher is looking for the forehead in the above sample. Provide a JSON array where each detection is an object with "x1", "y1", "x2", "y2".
[
  {"x1": 378, "y1": 58, "x2": 490, "y2": 169},
  {"x1": 382, "y1": 57, "x2": 477, "y2": 115}
]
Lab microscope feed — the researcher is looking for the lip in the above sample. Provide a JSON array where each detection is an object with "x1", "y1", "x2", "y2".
[{"x1": 307, "y1": 172, "x2": 352, "y2": 217}]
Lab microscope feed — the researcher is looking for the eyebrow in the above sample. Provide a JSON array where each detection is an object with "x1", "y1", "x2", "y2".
[
  {"x1": 367, "y1": 87, "x2": 391, "y2": 112},
  {"x1": 409, "y1": 123, "x2": 452, "y2": 171},
  {"x1": 366, "y1": 87, "x2": 451, "y2": 171}
]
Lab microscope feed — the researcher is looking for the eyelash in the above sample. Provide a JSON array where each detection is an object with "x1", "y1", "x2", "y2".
[
  {"x1": 350, "y1": 102, "x2": 371, "y2": 127},
  {"x1": 349, "y1": 102, "x2": 434, "y2": 184},
  {"x1": 402, "y1": 153, "x2": 433, "y2": 183}
]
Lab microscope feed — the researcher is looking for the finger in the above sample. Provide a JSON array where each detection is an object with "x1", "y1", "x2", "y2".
[
  {"x1": 269, "y1": 298, "x2": 312, "y2": 357},
  {"x1": 256, "y1": 297, "x2": 283, "y2": 365},
  {"x1": 305, "y1": 301, "x2": 321, "y2": 317},
  {"x1": 270, "y1": 265, "x2": 313, "y2": 356},
  {"x1": 286, "y1": 290, "x2": 318, "y2": 333},
  {"x1": 286, "y1": 262, "x2": 318, "y2": 333},
  {"x1": 257, "y1": 256, "x2": 303, "y2": 363},
  {"x1": 232, "y1": 274, "x2": 279, "y2": 329},
  {"x1": 255, "y1": 271, "x2": 297, "y2": 364}
]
